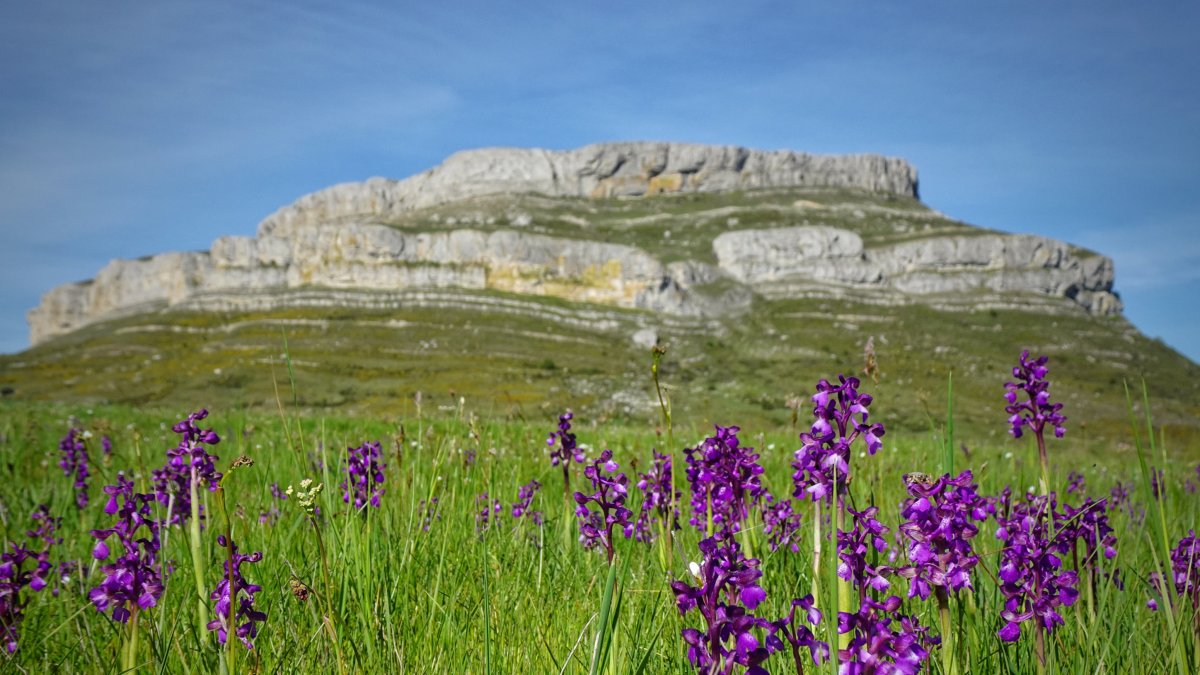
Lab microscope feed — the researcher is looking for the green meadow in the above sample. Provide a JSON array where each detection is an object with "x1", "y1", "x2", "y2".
[{"x1": 0, "y1": 355, "x2": 1196, "y2": 673}]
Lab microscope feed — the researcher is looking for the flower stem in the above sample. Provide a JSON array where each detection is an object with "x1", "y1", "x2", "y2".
[
  {"x1": 123, "y1": 608, "x2": 140, "y2": 672},
  {"x1": 936, "y1": 587, "x2": 957, "y2": 675},
  {"x1": 217, "y1": 485, "x2": 236, "y2": 674},
  {"x1": 1036, "y1": 431, "x2": 1050, "y2": 497},
  {"x1": 650, "y1": 346, "x2": 674, "y2": 566},
  {"x1": 187, "y1": 470, "x2": 210, "y2": 648},
  {"x1": 835, "y1": 503, "x2": 852, "y2": 654},
  {"x1": 311, "y1": 517, "x2": 345, "y2": 675},
  {"x1": 1034, "y1": 626, "x2": 1046, "y2": 675},
  {"x1": 811, "y1": 500, "x2": 822, "y2": 612}
]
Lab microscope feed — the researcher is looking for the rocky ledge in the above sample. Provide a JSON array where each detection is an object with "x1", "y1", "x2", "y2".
[{"x1": 27, "y1": 142, "x2": 1120, "y2": 346}]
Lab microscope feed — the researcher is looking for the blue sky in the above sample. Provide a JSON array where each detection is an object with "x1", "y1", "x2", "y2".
[{"x1": 2, "y1": 1, "x2": 1197, "y2": 361}]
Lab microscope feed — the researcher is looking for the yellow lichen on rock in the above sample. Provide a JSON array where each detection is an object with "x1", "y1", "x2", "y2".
[
  {"x1": 647, "y1": 173, "x2": 684, "y2": 195},
  {"x1": 485, "y1": 263, "x2": 544, "y2": 293},
  {"x1": 580, "y1": 259, "x2": 623, "y2": 289},
  {"x1": 484, "y1": 258, "x2": 647, "y2": 307}
]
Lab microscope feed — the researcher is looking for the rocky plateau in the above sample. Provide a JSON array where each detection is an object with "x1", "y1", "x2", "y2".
[{"x1": 27, "y1": 142, "x2": 1121, "y2": 345}]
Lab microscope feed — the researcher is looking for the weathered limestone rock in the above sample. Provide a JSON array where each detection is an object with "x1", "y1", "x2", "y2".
[
  {"x1": 255, "y1": 142, "x2": 918, "y2": 237},
  {"x1": 713, "y1": 226, "x2": 1120, "y2": 311},
  {"x1": 713, "y1": 226, "x2": 866, "y2": 283},
  {"x1": 25, "y1": 142, "x2": 1121, "y2": 347}
]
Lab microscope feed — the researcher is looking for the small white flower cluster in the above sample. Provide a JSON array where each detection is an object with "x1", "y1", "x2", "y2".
[{"x1": 286, "y1": 478, "x2": 324, "y2": 515}]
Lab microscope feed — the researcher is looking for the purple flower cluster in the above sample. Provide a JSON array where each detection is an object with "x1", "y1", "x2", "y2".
[
  {"x1": 258, "y1": 483, "x2": 287, "y2": 525},
  {"x1": 1150, "y1": 467, "x2": 1165, "y2": 500},
  {"x1": 0, "y1": 506, "x2": 61, "y2": 653},
  {"x1": 89, "y1": 473, "x2": 165, "y2": 623},
  {"x1": 837, "y1": 595, "x2": 937, "y2": 674},
  {"x1": 170, "y1": 410, "x2": 223, "y2": 480},
  {"x1": 833, "y1": 504, "x2": 939, "y2": 674},
  {"x1": 101, "y1": 435, "x2": 113, "y2": 459},
  {"x1": 671, "y1": 534, "x2": 774, "y2": 674},
  {"x1": 547, "y1": 411, "x2": 585, "y2": 493},
  {"x1": 152, "y1": 410, "x2": 222, "y2": 526},
  {"x1": 684, "y1": 426, "x2": 768, "y2": 536},
  {"x1": 838, "y1": 505, "x2": 894, "y2": 595},
  {"x1": 761, "y1": 497, "x2": 804, "y2": 554},
  {"x1": 897, "y1": 471, "x2": 987, "y2": 599},
  {"x1": 993, "y1": 494, "x2": 1079, "y2": 643},
  {"x1": 1148, "y1": 531, "x2": 1200, "y2": 612},
  {"x1": 1003, "y1": 351, "x2": 1066, "y2": 440},
  {"x1": 475, "y1": 493, "x2": 501, "y2": 533},
  {"x1": 573, "y1": 449, "x2": 633, "y2": 563},
  {"x1": 0, "y1": 547, "x2": 40, "y2": 653},
  {"x1": 418, "y1": 497, "x2": 441, "y2": 532},
  {"x1": 511, "y1": 479, "x2": 543, "y2": 526},
  {"x1": 1057, "y1": 498, "x2": 1116, "y2": 571},
  {"x1": 633, "y1": 450, "x2": 679, "y2": 544},
  {"x1": 769, "y1": 595, "x2": 828, "y2": 672},
  {"x1": 26, "y1": 506, "x2": 64, "y2": 595},
  {"x1": 342, "y1": 441, "x2": 387, "y2": 510},
  {"x1": 1108, "y1": 481, "x2": 1131, "y2": 513},
  {"x1": 792, "y1": 376, "x2": 884, "y2": 504},
  {"x1": 672, "y1": 534, "x2": 828, "y2": 674},
  {"x1": 1066, "y1": 471, "x2": 1085, "y2": 495},
  {"x1": 208, "y1": 536, "x2": 266, "y2": 649},
  {"x1": 58, "y1": 428, "x2": 91, "y2": 509}
]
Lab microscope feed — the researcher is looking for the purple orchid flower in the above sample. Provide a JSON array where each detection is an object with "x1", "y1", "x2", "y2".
[
  {"x1": 684, "y1": 426, "x2": 768, "y2": 536},
  {"x1": 342, "y1": 441, "x2": 386, "y2": 510},
  {"x1": 633, "y1": 449, "x2": 680, "y2": 544},
  {"x1": 88, "y1": 473, "x2": 165, "y2": 624},
  {"x1": 207, "y1": 536, "x2": 266, "y2": 649},
  {"x1": 0, "y1": 506, "x2": 62, "y2": 653},
  {"x1": 791, "y1": 376, "x2": 884, "y2": 505},
  {"x1": 152, "y1": 409, "x2": 222, "y2": 527},
  {"x1": 896, "y1": 470, "x2": 987, "y2": 600},
  {"x1": 511, "y1": 479, "x2": 544, "y2": 526},
  {"x1": 58, "y1": 429, "x2": 91, "y2": 509},
  {"x1": 573, "y1": 449, "x2": 633, "y2": 563}
]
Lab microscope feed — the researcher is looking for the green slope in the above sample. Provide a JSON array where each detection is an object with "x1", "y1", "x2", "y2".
[{"x1": 3, "y1": 187, "x2": 1197, "y2": 453}]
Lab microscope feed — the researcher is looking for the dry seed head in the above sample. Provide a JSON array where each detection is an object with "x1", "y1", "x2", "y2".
[{"x1": 289, "y1": 578, "x2": 311, "y2": 602}]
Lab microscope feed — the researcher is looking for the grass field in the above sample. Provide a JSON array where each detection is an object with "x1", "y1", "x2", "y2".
[
  {"x1": 4, "y1": 287, "x2": 1198, "y2": 451},
  {"x1": 3, "y1": 186, "x2": 1198, "y2": 673},
  {"x1": 0, "y1": 354, "x2": 1196, "y2": 674}
]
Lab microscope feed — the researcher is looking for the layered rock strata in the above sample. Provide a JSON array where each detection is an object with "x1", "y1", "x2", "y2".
[
  {"x1": 27, "y1": 142, "x2": 1121, "y2": 346},
  {"x1": 255, "y1": 141, "x2": 919, "y2": 236}
]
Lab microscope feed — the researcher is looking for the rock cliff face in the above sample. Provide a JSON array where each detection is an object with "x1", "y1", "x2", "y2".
[
  {"x1": 255, "y1": 142, "x2": 919, "y2": 237},
  {"x1": 713, "y1": 227, "x2": 1120, "y2": 315},
  {"x1": 27, "y1": 142, "x2": 1121, "y2": 346}
]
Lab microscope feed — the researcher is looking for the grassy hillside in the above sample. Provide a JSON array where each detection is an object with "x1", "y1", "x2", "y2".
[
  {"x1": 2, "y1": 286, "x2": 1197, "y2": 459},
  {"x1": 3, "y1": 186, "x2": 1197, "y2": 454}
]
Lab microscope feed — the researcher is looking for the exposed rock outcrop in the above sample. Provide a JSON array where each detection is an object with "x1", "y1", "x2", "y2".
[
  {"x1": 26, "y1": 142, "x2": 1122, "y2": 346},
  {"x1": 713, "y1": 227, "x2": 1120, "y2": 315},
  {"x1": 255, "y1": 142, "x2": 918, "y2": 237}
]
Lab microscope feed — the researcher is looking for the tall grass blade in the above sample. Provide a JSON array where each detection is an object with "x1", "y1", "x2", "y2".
[
  {"x1": 589, "y1": 557, "x2": 620, "y2": 675},
  {"x1": 1124, "y1": 379, "x2": 1189, "y2": 675},
  {"x1": 945, "y1": 370, "x2": 955, "y2": 475}
]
